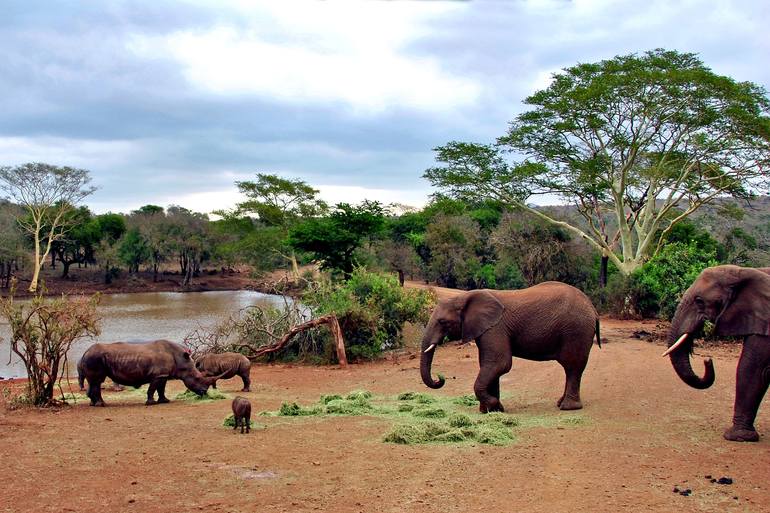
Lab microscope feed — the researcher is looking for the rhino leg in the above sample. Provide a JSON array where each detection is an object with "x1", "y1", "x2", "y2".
[
  {"x1": 87, "y1": 378, "x2": 106, "y2": 407},
  {"x1": 146, "y1": 379, "x2": 160, "y2": 405},
  {"x1": 240, "y1": 373, "x2": 251, "y2": 392},
  {"x1": 156, "y1": 379, "x2": 170, "y2": 403}
]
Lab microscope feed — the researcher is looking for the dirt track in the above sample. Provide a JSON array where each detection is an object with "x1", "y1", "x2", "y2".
[{"x1": 1, "y1": 317, "x2": 768, "y2": 513}]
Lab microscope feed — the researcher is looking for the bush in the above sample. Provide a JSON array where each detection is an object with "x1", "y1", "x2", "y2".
[
  {"x1": 303, "y1": 268, "x2": 435, "y2": 361},
  {"x1": 605, "y1": 242, "x2": 718, "y2": 319},
  {"x1": 0, "y1": 287, "x2": 100, "y2": 406}
]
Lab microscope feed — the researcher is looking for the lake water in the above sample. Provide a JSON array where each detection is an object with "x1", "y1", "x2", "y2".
[{"x1": 0, "y1": 290, "x2": 289, "y2": 379}]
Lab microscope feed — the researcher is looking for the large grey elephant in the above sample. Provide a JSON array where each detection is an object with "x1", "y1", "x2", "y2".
[
  {"x1": 664, "y1": 264, "x2": 770, "y2": 442},
  {"x1": 421, "y1": 282, "x2": 600, "y2": 413},
  {"x1": 78, "y1": 340, "x2": 221, "y2": 406}
]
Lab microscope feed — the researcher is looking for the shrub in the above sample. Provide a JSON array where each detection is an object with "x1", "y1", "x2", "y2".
[
  {"x1": 604, "y1": 242, "x2": 719, "y2": 319},
  {"x1": 0, "y1": 287, "x2": 100, "y2": 406},
  {"x1": 303, "y1": 268, "x2": 435, "y2": 361}
]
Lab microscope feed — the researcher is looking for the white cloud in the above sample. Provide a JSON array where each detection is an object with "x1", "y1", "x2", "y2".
[
  {"x1": 127, "y1": 2, "x2": 481, "y2": 114},
  {"x1": 0, "y1": 136, "x2": 140, "y2": 169}
]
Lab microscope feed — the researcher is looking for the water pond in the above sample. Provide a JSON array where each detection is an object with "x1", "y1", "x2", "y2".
[{"x1": 0, "y1": 290, "x2": 289, "y2": 379}]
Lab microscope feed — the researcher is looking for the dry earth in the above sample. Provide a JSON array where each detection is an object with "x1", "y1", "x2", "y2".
[{"x1": 1, "y1": 314, "x2": 768, "y2": 513}]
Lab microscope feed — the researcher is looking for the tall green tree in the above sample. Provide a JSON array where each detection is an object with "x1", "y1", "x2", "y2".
[
  {"x1": 234, "y1": 173, "x2": 328, "y2": 277},
  {"x1": 288, "y1": 201, "x2": 387, "y2": 276},
  {"x1": 0, "y1": 163, "x2": 96, "y2": 292},
  {"x1": 424, "y1": 49, "x2": 770, "y2": 276}
]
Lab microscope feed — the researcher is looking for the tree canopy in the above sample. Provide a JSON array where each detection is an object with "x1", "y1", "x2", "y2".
[{"x1": 424, "y1": 49, "x2": 770, "y2": 275}]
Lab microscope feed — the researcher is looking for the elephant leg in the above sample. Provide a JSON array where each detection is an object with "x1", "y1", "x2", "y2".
[
  {"x1": 156, "y1": 379, "x2": 170, "y2": 403},
  {"x1": 557, "y1": 351, "x2": 589, "y2": 411},
  {"x1": 87, "y1": 377, "x2": 106, "y2": 407},
  {"x1": 474, "y1": 341, "x2": 512, "y2": 413},
  {"x1": 724, "y1": 337, "x2": 770, "y2": 442},
  {"x1": 241, "y1": 372, "x2": 251, "y2": 392}
]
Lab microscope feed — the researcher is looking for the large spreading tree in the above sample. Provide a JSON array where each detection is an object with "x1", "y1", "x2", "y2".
[
  {"x1": 0, "y1": 163, "x2": 96, "y2": 292},
  {"x1": 424, "y1": 49, "x2": 770, "y2": 277},
  {"x1": 233, "y1": 173, "x2": 328, "y2": 277}
]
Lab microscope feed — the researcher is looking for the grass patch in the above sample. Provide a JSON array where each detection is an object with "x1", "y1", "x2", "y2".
[
  {"x1": 175, "y1": 389, "x2": 228, "y2": 402},
  {"x1": 262, "y1": 389, "x2": 586, "y2": 446},
  {"x1": 222, "y1": 414, "x2": 264, "y2": 430}
]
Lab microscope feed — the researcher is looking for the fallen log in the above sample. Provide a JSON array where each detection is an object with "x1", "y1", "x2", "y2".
[{"x1": 247, "y1": 314, "x2": 347, "y2": 366}]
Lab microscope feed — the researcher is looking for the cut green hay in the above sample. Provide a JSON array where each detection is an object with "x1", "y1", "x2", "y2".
[
  {"x1": 175, "y1": 389, "x2": 227, "y2": 401},
  {"x1": 412, "y1": 406, "x2": 447, "y2": 418},
  {"x1": 222, "y1": 414, "x2": 262, "y2": 429},
  {"x1": 448, "y1": 413, "x2": 473, "y2": 428},
  {"x1": 452, "y1": 395, "x2": 478, "y2": 407},
  {"x1": 346, "y1": 390, "x2": 373, "y2": 401},
  {"x1": 266, "y1": 389, "x2": 584, "y2": 446},
  {"x1": 278, "y1": 402, "x2": 323, "y2": 416},
  {"x1": 482, "y1": 412, "x2": 520, "y2": 427}
]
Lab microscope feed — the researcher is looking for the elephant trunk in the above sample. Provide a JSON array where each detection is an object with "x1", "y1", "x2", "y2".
[
  {"x1": 420, "y1": 331, "x2": 445, "y2": 389},
  {"x1": 667, "y1": 294, "x2": 715, "y2": 389}
]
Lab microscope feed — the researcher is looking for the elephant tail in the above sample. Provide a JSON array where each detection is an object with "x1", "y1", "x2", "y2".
[{"x1": 595, "y1": 318, "x2": 601, "y2": 348}]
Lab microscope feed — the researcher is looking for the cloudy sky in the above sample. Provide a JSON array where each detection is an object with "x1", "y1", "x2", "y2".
[{"x1": 2, "y1": 0, "x2": 768, "y2": 214}]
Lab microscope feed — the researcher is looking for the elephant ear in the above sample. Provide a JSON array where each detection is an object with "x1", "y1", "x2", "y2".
[
  {"x1": 461, "y1": 290, "x2": 505, "y2": 343},
  {"x1": 715, "y1": 269, "x2": 770, "y2": 337}
]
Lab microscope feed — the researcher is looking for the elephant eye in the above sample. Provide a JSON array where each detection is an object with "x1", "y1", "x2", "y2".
[{"x1": 694, "y1": 297, "x2": 705, "y2": 309}]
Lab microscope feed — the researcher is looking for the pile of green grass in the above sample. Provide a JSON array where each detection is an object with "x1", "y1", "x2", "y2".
[
  {"x1": 262, "y1": 389, "x2": 586, "y2": 446},
  {"x1": 222, "y1": 414, "x2": 263, "y2": 429},
  {"x1": 175, "y1": 389, "x2": 228, "y2": 402}
]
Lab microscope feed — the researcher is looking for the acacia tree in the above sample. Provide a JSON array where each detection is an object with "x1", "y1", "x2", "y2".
[
  {"x1": 288, "y1": 201, "x2": 387, "y2": 276},
  {"x1": 425, "y1": 50, "x2": 770, "y2": 276},
  {"x1": 0, "y1": 163, "x2": 96, "y2": 292},
  {"x1": 234, "y1": 173, "x2": 328, "y2": 277}
]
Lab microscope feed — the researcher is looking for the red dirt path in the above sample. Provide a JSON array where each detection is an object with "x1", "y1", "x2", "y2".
[{"x1": 1, "y1": 316, "x2": 768, "y2": 513}]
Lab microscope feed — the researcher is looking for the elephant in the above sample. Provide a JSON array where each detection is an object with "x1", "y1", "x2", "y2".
[
  {"x1": 195, "y1": 352, "x2": 251, "y2": 392},
  {"x1": 78, "y1": 340, "x2": 221, "y2": 406},
  {"x1": 663, "y1": 264, "x2": 770, "y2": 442},
  {"x1": 231, "y1": 396, "x2": 252, "y2": 434},
  {"x1": 421, "y1": 282, "x2": 600, "y2": 413}
]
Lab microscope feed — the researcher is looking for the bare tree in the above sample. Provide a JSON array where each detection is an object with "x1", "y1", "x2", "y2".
[{"x1": 0, "y1": 163, "x2": 96, "y2": 292}]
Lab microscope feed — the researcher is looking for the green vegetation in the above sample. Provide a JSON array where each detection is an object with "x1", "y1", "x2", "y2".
[
  {"x1": 303, "y1": 268, "x2": 435, "y2": 360},
  {"x1": 262, "y1": 389, "x2": 586, "y2": 446},
  {"x1": 174, "y1": 389, "x2": 228, "y2": 402},
  {"x1": 425, "y1": 49, "x2": 770, "y2": 277},
  {"x1": 222, "y1": 414, "x2": 261, "y2": 429}
]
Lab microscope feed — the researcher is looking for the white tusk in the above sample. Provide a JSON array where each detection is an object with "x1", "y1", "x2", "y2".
[
  {"x1": 423, "y1": 344, "x2": 437, "y2": 353},
  {"x1": 661, "y1": 333, "x2": 689, "y2": 357}
]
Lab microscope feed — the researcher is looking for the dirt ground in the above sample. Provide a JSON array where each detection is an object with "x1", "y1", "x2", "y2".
[{"x1": 1, "y1": 315, "x2": 768, "y2": 513}]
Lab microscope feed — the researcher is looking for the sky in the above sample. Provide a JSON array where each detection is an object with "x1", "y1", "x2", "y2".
[{"x1": 1, "y1": 0, "x2": 769, "y2": 215}]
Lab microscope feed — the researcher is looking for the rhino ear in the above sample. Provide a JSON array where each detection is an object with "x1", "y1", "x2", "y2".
[
  {"x1": 715, "y1": 268, "x2": 770, "y2": 337},
  {"x1": 460, "y1": 290, "x2": 504, "y2": 343}
]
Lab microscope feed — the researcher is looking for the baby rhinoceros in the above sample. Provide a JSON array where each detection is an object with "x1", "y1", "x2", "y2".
[
  {"x1": 231, "y1": 396, "x2": 251, "y2": 434},
  {"x1": 195, "y1": 352, "x2": 251, "y2": 392}
]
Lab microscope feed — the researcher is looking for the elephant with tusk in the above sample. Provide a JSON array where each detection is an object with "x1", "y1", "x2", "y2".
[
  {"x1": 420, "y1": 282, "x2": 600, "y2": 413},
  {"x1": 665, "y1": 264, "x2": 770, "y2": 442}
]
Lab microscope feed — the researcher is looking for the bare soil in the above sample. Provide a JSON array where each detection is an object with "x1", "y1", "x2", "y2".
[{"x1": 1, "y1": 314, "x2": 768, "y2": 513}]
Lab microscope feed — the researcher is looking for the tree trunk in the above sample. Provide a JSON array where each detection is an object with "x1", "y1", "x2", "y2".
[
  {"x1": 247, "y1": 314, "x2": 347, "y2": 366},
  {"x1": 397, "y1": 269, "x2": 405, "y2": 287},
  {"x1": 599, "y1": 255, "x2": 609, "y2": 288}
]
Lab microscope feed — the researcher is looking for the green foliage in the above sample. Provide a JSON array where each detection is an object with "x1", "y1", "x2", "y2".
[
  {"x1": 174, "y1": 389, "x2": 228, "y2": 401},
  {"x1": 303, "y1": 268, "x2": 435, "y2": 361},
  {"x1": 628, "y1": 242, "x2": 719, "y2": 319},
  {"x1": 117, "y1": 228, "x2": 151, "y2": 273},
  {"x1": 0, "y1": 289, "x2": 100, "y2": 406},
  {"x1": 222, "y1": 414, "x2": 258, "y2": 428},
  {"x1": 425, "y1": 49, "x2": 770, "y2": 276},
  {"x1": 289, "y1": 202, "x2": 387, "y2": 276}
]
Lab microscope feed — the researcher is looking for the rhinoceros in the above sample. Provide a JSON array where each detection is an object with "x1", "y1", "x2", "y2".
[
  {"x1": 78, "y1": 340, "x2": 220, "y2": 406},
  {"x1": 195, "y1": 352, "x2": 251, "y2": 392}
]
